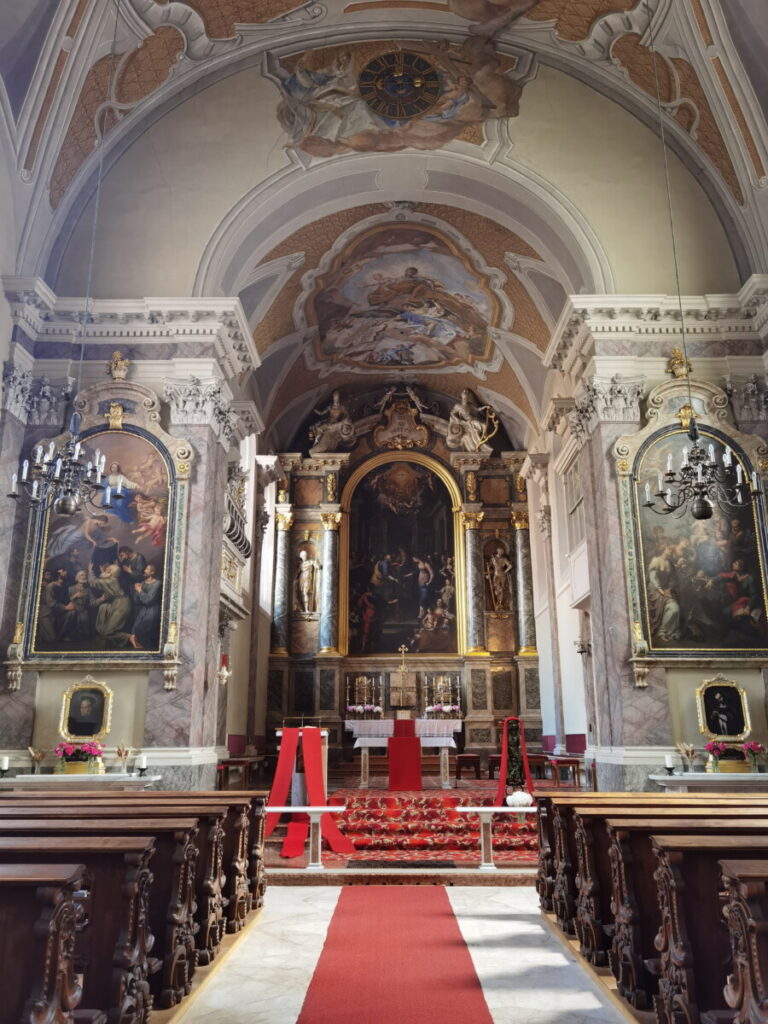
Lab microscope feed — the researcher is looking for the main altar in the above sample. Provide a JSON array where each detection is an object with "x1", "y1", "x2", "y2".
[
  {"x1": 345, "y1": 718, "x2": 462, "y2": 789},
  {"x1": 266, "y1": 384, "x2": 543, "y2": 765}
]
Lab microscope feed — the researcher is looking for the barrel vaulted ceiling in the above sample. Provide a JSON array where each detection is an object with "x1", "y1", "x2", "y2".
[{"x1": 0, "y1": 0, "x2": 766, "y2": 450}]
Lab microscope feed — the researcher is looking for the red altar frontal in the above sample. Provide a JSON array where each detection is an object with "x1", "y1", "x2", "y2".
[{"x1": 345, "y1": 718, "x2": 462, "y2": 790}]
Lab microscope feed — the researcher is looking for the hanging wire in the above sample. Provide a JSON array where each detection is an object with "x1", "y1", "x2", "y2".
[
  {"x1": 71, "y1": 0, "x2": 123, "y2": 409},
  {"x1": 644, "y1": 0, "x2": 696, "y2": 426}
]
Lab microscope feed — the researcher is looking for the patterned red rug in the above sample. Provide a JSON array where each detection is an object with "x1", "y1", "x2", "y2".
[{"x1": 328, "y1": 787, "x2": 538, "y2": 857}]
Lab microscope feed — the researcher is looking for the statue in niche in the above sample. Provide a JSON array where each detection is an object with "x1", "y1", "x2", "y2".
[
  {"x1": 294, "y1": 546, "x2": 320, "y2": 613},
  {"x1": 485, "y1": 543, "x2": 514, "y2": 612},
  {"x1": 446, "y1": 389, "x2": 499, "y2": 452},
  {"x1": 309, "y1": 390, "x2": 355, "y2": 455}
]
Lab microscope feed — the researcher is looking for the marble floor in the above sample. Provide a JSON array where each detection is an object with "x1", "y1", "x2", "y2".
[{"x1": 175, "y1": 887, "x2": 626, "y2": 1024}]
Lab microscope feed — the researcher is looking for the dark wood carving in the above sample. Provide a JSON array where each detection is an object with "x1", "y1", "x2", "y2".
[
  {"x1": 536, "y1": 797, "x2": 554, "y2": 912},
  {"x1": 552, "y1": 804, "x2": 577, "y2": 935},
  {"x1": 607, "y1": 825, "x2": 653, "y2": 1010},
  {"x1": 573, "y1": 813, "x2": 608, "y2": 966},
  {"x1": 653, "y1": 847, "x2": 700, "y2": 1024},
  {"x1": 720, "y1": 860, "x2": 768, "y2": 1024}
]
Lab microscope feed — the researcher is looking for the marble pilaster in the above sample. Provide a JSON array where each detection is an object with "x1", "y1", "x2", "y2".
[
  {"x1": 535, "y1": 503, "x2": 566, "y2": 753},
  {"x1": 271, "y1": 506, "x2": 293, "y2": 654},
  {"x1": 511, "y1": 510, "x2": 536, "y2": 655},
  {"x1": 461, "y1": 507, "x2": 487, "y2": 654},
  {"x1": 318, "y1": 508, "x2": 341, "y2": 653}
]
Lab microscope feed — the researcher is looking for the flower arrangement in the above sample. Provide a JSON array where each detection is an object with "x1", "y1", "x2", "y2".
[
  {"x1": 705, "y1": 740, "x2": 728, "y2": 769},
  {"x1": 54, "y1": 741, "x2": 105, "y2": 762},
  {"x1": 742, "y1": 741, "x2": 765, "y2": 770},
  {"x1": 676, "y1": 742, "x2": 696, "y2": 772},
  {"x1": 425, "y1": 703, "x2": 462, "y2": 717},
  {"x1": 345, "y1": 704, "x2": 382, "y2": 718}
]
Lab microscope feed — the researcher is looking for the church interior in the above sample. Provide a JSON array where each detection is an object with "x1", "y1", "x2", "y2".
[{"x1": 0, "y1": 0, "x2": 767, "y2": 1021}]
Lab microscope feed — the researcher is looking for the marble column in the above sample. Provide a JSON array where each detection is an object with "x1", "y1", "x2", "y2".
[
  {"x1": 462, "y1": 508, "x2": 487, "y2": 654},
  {"x1": 271, "y1": 507, "x2": 293, "y2": 655},
  {"x1": 536, "y1": 504, "x2": 566, "y2": 754},
  {"x1": 319, "y1": 509, "x2": 341, "y2": 653},
  {"x1": 512, "y1": 509, "x2": 537, "y2": 656}
]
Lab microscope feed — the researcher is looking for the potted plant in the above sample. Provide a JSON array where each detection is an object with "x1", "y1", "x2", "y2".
[
  {"x1": 704, "y1": 740, "x2": 728, "y2": 773},
  {"x1": 741, "y1": 741, "x2": 765, "y2": 773},
  {"x1": 54, "y1": 741, "x2": 105, "y2": 774}
]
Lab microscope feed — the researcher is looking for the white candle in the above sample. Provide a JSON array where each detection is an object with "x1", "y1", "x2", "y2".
[
  {"x1": 10, "y1": 473, "x2": 17, "y2": 495},
  {"x1": 53, "y1": 458, "x2": 62, "y2": 480},
  {"x1": 96, "y1": 469, "x2": 102, "y2": 485},
  {"x1": 752, "y1": 471, "x2": 759, "y2": 492},
  {"x1": 666, "y1": 453, "x2": 673, "y2": 473},
  {"x1": 31, "y1": 479, "x2": 39, "y2": 499},
  {"x1": 657, "y1": 473, "x2": 663, "y2": 493},
  {"x1": 100, "y1": 454, "x2": 106, "y2": 472},
  {"x1": 116, "y1": 475, "x2": 123, "y2": 496},
  {"x1": 73, "y1": 442, "x2": 81, "y2": 460},
  {"x1": 682, "y1": 447, "x2": 688, "y2": 466},
  {"x1": 664, "y1": 753, "x2": 674, "y2": 769},
  {"x1": 34, "y1": 446, "x2": 42, "y2": 464},
  {"x1": 94, "y1": 449, "x2": 100, "y2": 465},
  {"x1": 47, "y1": 441, "x2": 55, "y2": 461},
  {"x1": 736, "y1": 464, "x2": 743, "y2": 484},
  {"x1": 105, "y1": 485, "x2": 112, "y2": 505},
  {"x1": 136, "y1": 754, "x2": 147, "y2": 770},
  {"x1": 697, "y1": 463, "x2": 703, "y2": 483},
  {"x1": 708, "y1": 444, "x2": 715, "y2": 463},
  {"x1": 0, "y1": 756, "x2": 8, "y2": 771},
  {"x1": 644, "y1": 482, "x2": 651, "y2": 503},
  {"x1": 21, "y1": 459, "x2": 28, "y2": 482},
  {"x1": 724, "y1": 447, "x2": 732, "y2": 466},
  {"x1": 665, "y1": 488, "x2": 672, "y2": 505}
]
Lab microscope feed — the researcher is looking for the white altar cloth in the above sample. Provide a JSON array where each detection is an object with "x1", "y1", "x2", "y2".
[
  {"x1": 353, "y1": 737, "x2": 456, "y2": 749},
  {"x1": 344, "y1": 718, "x2": 462, "y2": 738}
]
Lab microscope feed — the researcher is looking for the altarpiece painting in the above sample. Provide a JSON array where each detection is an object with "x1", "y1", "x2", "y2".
[{"x1": 347, "y1": 460, "x2": 458, "y2": 655}]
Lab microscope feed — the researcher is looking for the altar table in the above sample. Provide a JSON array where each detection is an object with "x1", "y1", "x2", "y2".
[
  {"x1": 344, "y1": 719, "x2": 462, "y2": 738},
  {"x1": 353, "y1": 736, "x2": 457, "y2": 789}
]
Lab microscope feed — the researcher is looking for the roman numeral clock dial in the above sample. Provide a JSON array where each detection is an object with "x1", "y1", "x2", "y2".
[{"x1": 358, "y1": 52, "x2": 441, "y2": 120}]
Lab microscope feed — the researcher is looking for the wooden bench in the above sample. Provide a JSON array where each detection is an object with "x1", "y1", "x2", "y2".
[
  {"x1": 0, "y1": 862, "x2": 106, "y2": 1024},
  {"x1": 718, "y1": 858, "x2": 768, "y2": 1024},
  {"x1": 650, "y1": 834, "x2": 768, "y2": 1024},
  {"x1": 0, "y1": 817, "x2": 199, "y2": 1009},
  {"x1": 0, "y1": 836, "x2": 155, "y2": 1024}
]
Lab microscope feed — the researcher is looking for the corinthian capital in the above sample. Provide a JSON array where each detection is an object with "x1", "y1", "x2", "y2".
[
  {"x1": 536, "y1": 505, "x2": 552, "y2": 538},
  {"x1": 571, "y1": 374, "x2": 645, "y2": 446},
  {"x1": 163, "y1": 375, "x2": 237, "y2": 448}
]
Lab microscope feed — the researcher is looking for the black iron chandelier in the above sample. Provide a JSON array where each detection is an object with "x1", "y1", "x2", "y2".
[{"x1": 639, "y1": 8, "x2": 762, "y2": 522}]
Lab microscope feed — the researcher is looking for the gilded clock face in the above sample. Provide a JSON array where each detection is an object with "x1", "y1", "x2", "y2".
[{"x1": 358, "y1": 52, "x2": 441, "y2": 121}]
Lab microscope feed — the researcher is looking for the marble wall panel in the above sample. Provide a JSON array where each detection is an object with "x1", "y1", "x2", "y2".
[
  {"x1": 294, "y1": 479, "x2": 323, "y2": 507},
  {"x1": 487, "y1": 616, "x2": 515, "y2": 653},
  {"x1": 143, "y1": 669, "x2": 193, "y2": 747},
  {"x1": 523, "y1": 664, "x2": 541, "y2": 710},
  {"x1": 157, "y1": 763, "x2": 217, "y2": 791},
  {"x1": 291, "y1": 618, "x2": 319, "y2": 655},
  {"x1": 319, "y1": 668, "x2": 336, "y2": 711},
  {"x1": 267, "y1": 669, "x2": 284, "y2": 712},
  {"x1": 492, "y1": 668, "x2": 515, "y2": 711},
  {"x1": 293, "y1": 669, "x2": 315, "y2": 716},
  {"x1": 525, "y1": 726, "x2": 542, "y2": 745},
  {"x1": 621, "y1": 664, "x2": 673, "y2": 746},
  {"x1": 0, "y1": 671, "x2": 36, "y2": 748},
  {"x1": 470, "y1": 669, "x2": 488, "y2": 710},
  {"x1": 480, "y1": 477, "x2": 508, "y2": 505},
  {"x1": 469, "y1": 727, "x2": 492, "y2": 744}
]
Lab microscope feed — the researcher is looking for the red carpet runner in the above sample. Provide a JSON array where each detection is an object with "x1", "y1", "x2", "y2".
[{"x1": 297, "y1": 886, "x2": 493, "y2": 1024}]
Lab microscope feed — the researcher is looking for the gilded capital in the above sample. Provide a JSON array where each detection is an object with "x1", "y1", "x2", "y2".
[
  {"x1": 276, "y1": 511, "x2": 294, "y2": 532},
  {"x1": 461, "y1": 510, "x2": 484, "y2": 530},
  {"x1": 321, "y1": 511, "x2": 342, "y2": 531},
  {"x1": 511, "y1": 508, "x2": 529, "y2": 531}
]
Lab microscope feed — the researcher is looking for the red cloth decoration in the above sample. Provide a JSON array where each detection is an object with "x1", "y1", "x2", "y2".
[
  {"x1": 393, "y1": 720, "x2": 416, "y2": 737},
  {"x1": 265, "y1": 726, "x2": 300, "y2": 837},
  {"x1": 303, "y1": 726, "x2": 354, "y2": 853},
  {"x1": 494, "y1": 716, "x2": 533, "y2": 806},
  {"x1": 281, "y1": 817, "x2": 309, "y2": 858},
  {"x1": 388, "y1": 737, "x2": 422, "y2": 790}
]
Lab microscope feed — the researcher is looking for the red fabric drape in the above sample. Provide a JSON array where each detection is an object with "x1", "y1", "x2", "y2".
[
  {"x1": 265, "y1": 726, "x2": 301, "y2": 837},
  {"x1": 303, "y1": 727, "x2": 355, "y2": 853},
  {"x1": 494, "y1": 716, "x2": 533, "y2": 806},
  {"x1": 393, "y1": 720, "x2": 416, "y2": 738},
  {"x1": 388, "y1": 737, "x2": 422, "y2": 790}
]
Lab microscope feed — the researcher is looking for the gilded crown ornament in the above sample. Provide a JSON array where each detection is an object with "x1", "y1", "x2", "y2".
[{"x1": 106, "y1": 350, "x2": 130, "y2": 381}]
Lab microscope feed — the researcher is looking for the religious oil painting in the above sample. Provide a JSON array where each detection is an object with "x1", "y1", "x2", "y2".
[
  {"x1": 307, "y1": 224, "x2": 500, "y2": 373},
  {"x1": 60, "y1": 678, "x2": 112, "y2": 742},
  {"x1": 32, "y1": 430, "x2": 170, "y2": 655},
  {"x1": 634, "y1": 430, "x2": 768, "y2": 655},
  {"x1": 696, "y1": 676, "x2": 750, "y2": 742},
  {"x1": 348, "y1": 461, "x2": 457, "y2": 655}
]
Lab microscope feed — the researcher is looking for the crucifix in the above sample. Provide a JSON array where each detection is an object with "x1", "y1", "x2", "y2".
[{"x1": 390, "y1": 644, "x2": 418, "y2": 709}]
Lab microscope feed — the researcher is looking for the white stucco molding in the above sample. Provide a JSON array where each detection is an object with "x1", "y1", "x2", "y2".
[
  {"x1": 544, "y1": 274, "x2": 768, "y2": 375},
  {"x1": 1, "y1": 276, "x2": 258, "y2": 380}
]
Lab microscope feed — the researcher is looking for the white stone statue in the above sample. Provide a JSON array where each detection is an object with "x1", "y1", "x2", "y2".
[
  {"x1": 294, "y1": 549, "x2": 320, "y2": 613},
  {"x1": 446, "y1": 388, "x2": 499, "y2": 452},
  {"x1": 309, "y1": 390, "x2": 355, "y2": 454}
]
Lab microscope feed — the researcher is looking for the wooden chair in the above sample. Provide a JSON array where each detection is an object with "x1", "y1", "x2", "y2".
[
  {"x1": 455, "y1": 753, "x2": 481, "y2": 781},
  {"x1": 548, "y1": 755, "x2": 582, "y2": 788},
  {"x1": 488, "y1": 753, "x2": 502, "y2": 779}
]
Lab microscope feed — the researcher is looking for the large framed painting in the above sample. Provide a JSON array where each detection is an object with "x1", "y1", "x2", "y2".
[
  {"x1": 631, "y1": 426, "x2": 768, "y2": 656},
  {"x1": 29, "y1": 427, "x2": 173, "y2": 655},
  {"x1": 342, "y1": 456, "x2": 464, "y2": 655}
]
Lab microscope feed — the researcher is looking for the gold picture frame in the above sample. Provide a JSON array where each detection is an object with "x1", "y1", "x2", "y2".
[
  {"x1": 696, "y1": 674, "x2": 751, "y2": 742},
  {"x1": 59, "y1": 676, "x2": 113, "y2": 742}
]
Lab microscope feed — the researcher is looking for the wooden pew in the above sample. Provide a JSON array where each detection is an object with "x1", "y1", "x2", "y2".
[
  {"x1": 0, "y1": 862, "x2": 106, "y2": 1024},
  {"x1": 0, "y1": 837, "x2": 155, "y2": 1024},
  {"x1": 0, "y1": 818, "x2": 198, "y2": 1009},
  {"x1": 650, "y1": 835, "x2": 768, "y2": 1024},
  {"x1": 534, "y1": 790, "x2": 768, "y2": 916},
  {"x1": 538, "y1": 794, "x2": 768, "y2": 934},
  {"x1": 718, "y1": 859, "x2": 768, "y2": 1024},
  {"x1": 569, "y1": 804, "x2": 768, "y2": 968},
  {"x1": 0, "y1": 797, "x2": 250, "y2": 948},
  {"x1": 0, "y1": 790, "x2": 268, "y2": 912}
]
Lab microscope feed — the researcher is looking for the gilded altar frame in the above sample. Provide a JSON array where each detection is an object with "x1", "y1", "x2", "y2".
[{"x1": 338, "y1": 451, "x2": 468, "y2": 656}]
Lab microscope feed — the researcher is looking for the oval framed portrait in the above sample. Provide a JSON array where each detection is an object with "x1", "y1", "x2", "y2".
[{"x1": 60, "y1": 677, "x2": 113, "y2": 742}]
